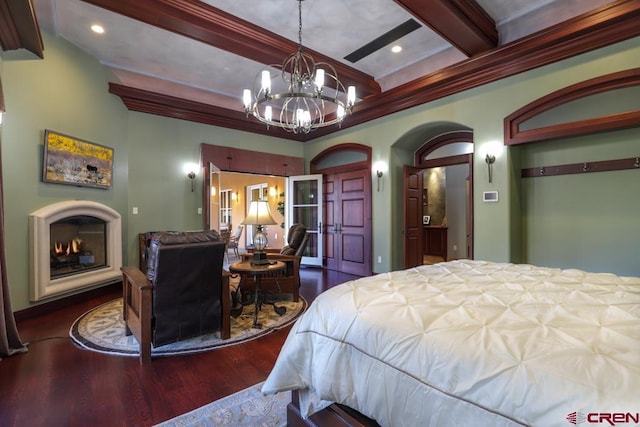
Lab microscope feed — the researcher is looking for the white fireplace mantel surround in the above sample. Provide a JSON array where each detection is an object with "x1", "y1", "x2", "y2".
[{"x1": 29, "y1": 200, "x2": 123, "y2": 302}]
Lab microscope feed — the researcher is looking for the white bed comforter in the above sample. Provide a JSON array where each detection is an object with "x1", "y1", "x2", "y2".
[{"x1": 262, "y1": 260, "x2": 640, "y2": 427}]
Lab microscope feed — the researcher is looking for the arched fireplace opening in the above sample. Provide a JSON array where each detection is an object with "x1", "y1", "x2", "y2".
[
  {"x1": 50, "y1": 215, "x2": 107, "y2": 279},
  {"x1": 30, "y1": 201, "x2": 122, "y2": 301}
]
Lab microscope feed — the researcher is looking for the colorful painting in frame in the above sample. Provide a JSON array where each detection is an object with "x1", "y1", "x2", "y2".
[{"x1": 42, "y1": 129, "x2": 113, "y2": 189}]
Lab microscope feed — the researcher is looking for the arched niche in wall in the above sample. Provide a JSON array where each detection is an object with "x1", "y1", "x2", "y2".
[
  {"x1": 415, "y1": 131, "x2": 474, "y2": 167},
  {"x1": 310, "y1": 143, "x2": 371, "y2": 173},
  {"x1": 505, "y1": 68, "x2": 640, "y2": 146}
]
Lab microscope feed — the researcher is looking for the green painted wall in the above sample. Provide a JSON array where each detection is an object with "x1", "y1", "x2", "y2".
[
  {"x1": 2, "y1": 31, "x2": 639, "y2": 311},
  {"x1": 518, "y1": 128, "x2": 640, "y2": 276},
  {"x1": 303, "y1": 36, "x2": 640, "y2": 273},
  {"x1": 1, "y1": 32, "x2": 301, "y2": 311}
]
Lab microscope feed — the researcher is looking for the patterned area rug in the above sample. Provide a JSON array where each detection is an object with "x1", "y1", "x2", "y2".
[
  {"x1": 155, "y1": 382, "x2": 288, "y2": 427},
  {"x1": 69, "y1": 297, "x2": 306, "y2": 357}
]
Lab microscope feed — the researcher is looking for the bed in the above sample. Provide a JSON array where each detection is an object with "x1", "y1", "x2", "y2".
[{"x1": 262, "y1": 260, "x2": 640, "y2": 426}]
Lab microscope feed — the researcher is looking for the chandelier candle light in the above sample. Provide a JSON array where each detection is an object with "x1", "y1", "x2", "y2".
[{"x1": 242, "y1": 0, "x2": 356, "y2": 134}]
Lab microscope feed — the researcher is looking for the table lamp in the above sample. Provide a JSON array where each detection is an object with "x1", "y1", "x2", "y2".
[{"x1": 242, "y1": 199, "x2": 278, "y2": 265}]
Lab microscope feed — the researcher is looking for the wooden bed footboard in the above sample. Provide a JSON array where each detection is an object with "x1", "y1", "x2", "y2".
[{"x1": 287, "y1": 390, "x2": 380, "y2": 427}]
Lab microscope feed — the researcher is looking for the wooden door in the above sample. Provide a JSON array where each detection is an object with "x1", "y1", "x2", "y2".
[
  {"x1": 324, "y1": 169, "x2": 372, "y2": 276},
  {"x1": 403, "y1": 166, "x2": 424, "y2": 268},
  {"x1": 465, "y1": 153, "x2": 474, "y2": 259}
]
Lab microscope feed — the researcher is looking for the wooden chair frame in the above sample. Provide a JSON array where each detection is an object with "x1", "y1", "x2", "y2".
[{"x1": 121, "y1": 267, "x2": 231, "y2": 363}]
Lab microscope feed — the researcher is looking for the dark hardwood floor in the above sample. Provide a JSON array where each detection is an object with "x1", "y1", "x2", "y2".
[{"x1": 0, "y1": 267, "x2": 362, "y2": 427}]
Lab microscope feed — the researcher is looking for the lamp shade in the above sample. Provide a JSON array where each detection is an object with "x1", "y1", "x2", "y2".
[{"x1": 242, "y1": 200, "x2": 277, "y2": 226}]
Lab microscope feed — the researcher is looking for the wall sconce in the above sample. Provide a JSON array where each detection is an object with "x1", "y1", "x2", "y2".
[
  {"x1": 372, "y1": 161, "x2": 387, "y2": 192},
  {"x1": 485, "y1": 154, "x2": 496, "y2": 183},
  {"x1": 269, "y1": 186, "x2": 278, "y2": 198},
  {"x1": 187, "y1": 170, "x2": 196, "y2": 192},
  {"x1": 231, "y1": 191, "x2": 238, "y2": 201}
]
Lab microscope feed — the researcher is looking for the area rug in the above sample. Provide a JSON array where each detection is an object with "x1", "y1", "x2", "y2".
[
  {"x1": 70, "y1": 297, "x2": 306, "y2": 358},
  {"x1": 155, "y1": 382, "x2": 289, "y2": 427}
]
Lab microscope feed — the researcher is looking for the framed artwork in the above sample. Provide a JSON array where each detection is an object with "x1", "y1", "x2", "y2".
[
  {"x1": 42, "y1": 129, "x2": 113, "y2": 189},
  {"x1": 423, "y1": 215, "x2": 431, "y2": 225}
]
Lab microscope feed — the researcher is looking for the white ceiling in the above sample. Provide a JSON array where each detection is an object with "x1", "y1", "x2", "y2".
[{"x1": 31, "y1": 0, "x2": 613, "y2": 117}]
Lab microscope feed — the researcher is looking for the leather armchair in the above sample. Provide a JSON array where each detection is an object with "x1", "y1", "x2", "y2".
[
  {"x1": 240, "y1": 223, "x2": 309, "y2": 302},
  {"x1": 122, "y1": 230, "x2": 230, "y2": 363}
]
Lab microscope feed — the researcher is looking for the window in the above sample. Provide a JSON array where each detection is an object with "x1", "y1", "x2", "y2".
[{"x1": 220, "y1": 189, "x2": 232, "y2": 230}]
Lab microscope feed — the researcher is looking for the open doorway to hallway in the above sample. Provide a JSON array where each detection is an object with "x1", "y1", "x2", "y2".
[
  {"x1": 401, "y1": 131, "x2": 474, "y2": 269},
  {"x1": 422, "y1": 163, "x2": 470, "y2": 265}
]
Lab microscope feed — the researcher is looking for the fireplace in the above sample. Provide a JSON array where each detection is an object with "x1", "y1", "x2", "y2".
[
  {"x1": 50, "y1": 215, "x2": 107, "y2": 279},
  {"x1": 30, "y1": 201, "x2": 122, "y2": 301}
]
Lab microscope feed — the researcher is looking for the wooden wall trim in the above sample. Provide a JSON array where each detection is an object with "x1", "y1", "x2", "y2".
[
  {"x1": 106, "y1": 1, "x2": 640, "y2": 143},
  {"x1": 395, "y1": 0, "x2": 497, "y2": 56},
  {"x1": 200, "y1": 143, "x2": 304, "y2": 229},
  {"x1": 522, "y1": 157, "x2": 640, "y2": 178},
  {"x1": 505, "y1": 68, "x2": 640, "y2": 146},
  {"x1": 310, "y1": 143, "x2": 371, "y2": 174},
  {"x1": 0, "y1": 0, "x2": 44, "y2": 58},
  {"x1": 415, "y1": 131, "x2": 474, "y2": 166},
  {"x1": 0, "y1": 75, "x2": 4, "y2": 113},
  {"x1": 345, "y1": 1, "x2": 640, "y2": 132},
  {"x1": 108, "y1": 83, "x2": 307, "y2": 142},
  {"x1": 83, "y1": 0, "x2": 380, "y2": 98}
]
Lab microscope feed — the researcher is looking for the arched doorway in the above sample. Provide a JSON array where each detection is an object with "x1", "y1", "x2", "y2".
[
  {"x1": 311, "y1": 144, "x2": 372, "y2": 276},
  {"x1": 393, "y1": 123, "x2": 474, "y2": 268}
]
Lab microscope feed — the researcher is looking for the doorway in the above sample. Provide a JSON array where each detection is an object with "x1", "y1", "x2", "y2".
[
  {"x1": 311, "y1": 144, "x2": 372, "y2": 277},
  {"x1": 402, "y1": 132, "x2": 474, "y2": 269}
]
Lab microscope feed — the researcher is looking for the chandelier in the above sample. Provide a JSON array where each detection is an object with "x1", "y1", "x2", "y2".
[{"x1": 242, "y1": 0, "x2": 356, "y2": 134}]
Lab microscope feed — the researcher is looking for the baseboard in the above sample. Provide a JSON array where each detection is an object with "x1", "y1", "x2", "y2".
[{"x1": 14, "y1": 281, "x2": 122, "y2": 322}]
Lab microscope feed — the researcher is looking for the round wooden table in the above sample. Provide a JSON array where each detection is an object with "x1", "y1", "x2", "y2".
[{"x1": 228, "y1": 260, "x2": 286, "y2": 328}]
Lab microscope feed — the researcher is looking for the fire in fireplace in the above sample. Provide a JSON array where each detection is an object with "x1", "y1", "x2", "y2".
[{"x1": 50, "y1": 215, "x2": 107, "y2": 279}]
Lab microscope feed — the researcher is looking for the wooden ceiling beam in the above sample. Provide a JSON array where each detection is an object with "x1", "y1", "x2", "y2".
[
  {"x1": 107, "y1": 1, "x2": 640, "y2": 142},
  {"x1": 0, "y1": 0, "x2": 44, "y2": 58},
  {"x1": 305, "y1": 0, "x2": 640, "y2": 140},
  {"x1": 82, "y1": 0, "x2": 381, "y2": 98},
  {"x1": 395, "y1": 0, "x2": 497, "y2": 56}
]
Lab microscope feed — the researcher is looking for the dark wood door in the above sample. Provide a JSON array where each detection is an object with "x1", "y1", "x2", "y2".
[
  {"x1": 324, "y1": 169, "x2": 372, "y2": 276},
  {"x1": 403, "y1": 165, "x2": 424, "y2": 269}
]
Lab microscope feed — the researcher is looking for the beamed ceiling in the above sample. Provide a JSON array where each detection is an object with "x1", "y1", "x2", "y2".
[{"x1": 1, "y1": 0, "x2": 640, "y2": 142}]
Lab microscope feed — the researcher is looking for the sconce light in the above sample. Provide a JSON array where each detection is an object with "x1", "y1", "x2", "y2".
[
  {"x1": 187, "y1": 170, "x2": 196, "y2": 192},
  {"x1": 376, "y1": 170, "x2": 383, "y2": 192},
  {"x1": 231, "y1": 191, "x2": 238, "y2": 201},
  {"x1": 485, "y1": 154, "x2": 496, "y2": 183},
  {"x1": 269, "y1": 186, "x2": 278, "y2": 198}
]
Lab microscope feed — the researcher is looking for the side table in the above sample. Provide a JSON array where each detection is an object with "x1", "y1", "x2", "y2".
[{"x1": 228, "y1": 260, "x2": 286, "y2": 328}]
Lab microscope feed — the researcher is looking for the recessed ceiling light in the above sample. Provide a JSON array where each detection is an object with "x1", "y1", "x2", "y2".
[
  {"x1": 91, "y1": 24, "x2": 105, "y2": 34},
  {"x1": 391, "y1": 45, "x2": 402, "y2": 53}
]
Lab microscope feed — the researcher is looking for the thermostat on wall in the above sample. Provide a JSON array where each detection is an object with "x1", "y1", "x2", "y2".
[{"x1": 483, "y1": 191, "x2": 499, "y2": 202}]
